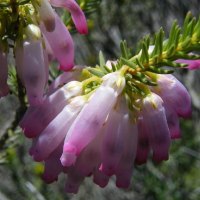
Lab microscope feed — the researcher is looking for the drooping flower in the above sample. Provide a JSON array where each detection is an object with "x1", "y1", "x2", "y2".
[
  {"x1": 49, "y1": 0, "x2": 88, "y2": 34},
  {"x1": 20, "y1": 59, "x2": 193, "y2": 193},
  {"x1": 176, "y1": 59, "x2": 200, "y2": 70},
  {"x1": 0, "y1": 0, "x2": 87, "y2": 104},
  {"x1": 15, "y1": 25, "x2": 48, "y2": 105}
]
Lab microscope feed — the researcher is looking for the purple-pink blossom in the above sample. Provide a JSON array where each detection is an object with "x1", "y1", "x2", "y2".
[
  {"x1": 176, "y1": 59, "x2": 200, "y2": 70},
  {"x1": 0, "y1": 0, "x2": 87, "y2": 104},
  {"x1": 20, "y1": 63, "x2": 192, "y2": 193}
]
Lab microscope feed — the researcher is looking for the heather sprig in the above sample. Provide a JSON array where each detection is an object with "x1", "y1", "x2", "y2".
[{"x1": 83, "y1": 12, "x2": 200, "y2": 111}]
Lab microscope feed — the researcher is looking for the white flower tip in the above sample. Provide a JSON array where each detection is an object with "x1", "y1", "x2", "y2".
[
  {"x1": 63, "y1": 81, "x2": 82, "y2": 92},
  {"x1": 102, "y1": 72, "x2": 125, "y2": 95},
  {"x1": 25, "y1": 24, "x2": 42, "y2": 40},
  {"x1": 61, "y1": 144, "x2": 77, "y2": 167}
]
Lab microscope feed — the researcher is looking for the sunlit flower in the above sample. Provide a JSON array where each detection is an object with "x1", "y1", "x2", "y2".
[
  {"x1": 0, "y1": 0, "x2": 87, "y2": 104},
  {"x1": 20, "y1": 60, "x2": 192, "y2": 193}
]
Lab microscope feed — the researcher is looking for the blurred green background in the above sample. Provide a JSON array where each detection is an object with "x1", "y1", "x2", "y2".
[{"x1": 0, "y1": 0, "x2": 200, "y2": 199}]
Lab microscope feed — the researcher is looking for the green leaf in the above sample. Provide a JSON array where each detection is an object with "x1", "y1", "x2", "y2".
[
  {"x1": 99, "y1": 51, "x2": 106, "y2": 67},
  {"x1": 120, "y1": 57, "x2": 138, "y2": 69},
  {"x1": 151, "y1": 28, "x2": 164, "y2": 57},
  {"x1": 147, "y1": 66, "x2": 174, "y2": 74},
  {"x1": 87, "y1": 67, "x2": 105, "y2": 77},
  {"x1": 141, "y1": 42, "x2": 149, "y2": 63}
]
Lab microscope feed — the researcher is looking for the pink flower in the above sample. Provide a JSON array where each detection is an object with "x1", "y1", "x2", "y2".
[
  {"x1": 138, "y1": 93, "x2": 171, "y2": 162},
  {"x1": 50, "y1": 0, "x2": 88, "y2": 34},
  {"x1": 151, "y1": 74, "x2": 191, "y2": 139},
  {"x1": 15, "y1": 38, "x2": 48, "y2": 105},
  {"x1": 40, "y1": 13, "x2": 75, "y2": 71},
  {"x1": 0, "y1": 0, "x2": 87, "y2": 103},
  {"x1": 176, "y1": 59, "x2": 200, "y2": 70},
  {"x1": 37, "y1": 0, "x2": 88, "y2": 71},
  {"x1": 20, "y1": 67, "x2": 192, "y2": 193}
]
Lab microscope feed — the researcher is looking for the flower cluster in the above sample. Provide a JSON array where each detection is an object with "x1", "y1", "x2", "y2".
[
  {"x1": 20, "y1": 59, "x2": 193, "y2": 193},
  {"x1": 0, "y1": 0, "x2": 87, "y2": 105}
]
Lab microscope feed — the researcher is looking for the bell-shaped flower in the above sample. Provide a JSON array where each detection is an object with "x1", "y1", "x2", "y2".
[
  {"x1": 176, "y1": 59, "x2": 200, "y2": 70},
  {"x1": 42, "y1": 143, "x2": 64, "y2": 183},
  {"x1": 20, "y1": 63, "x2": 193, "y2": 193},
  {"x1": 20, "y1": 80, "x2": 83, "y2": 138},
  {"x1": 154, "y1": 74, "x2": 191, "y2": 118},
  {"x1": 111, "y1": 114, "x2": 138, "y2": 188},
  {"x1": 60, "y1": 72, "x2": 125, "y2": 167},
  {"x1": 31, "y1": 95, "x2": 86, "y2": 162},
  {"x1": 138, "y1": 93, "x2": 171, "y2": 162},
  {"x1": 40, "y1": 13, "x2": 74, "y2": 71},
  {"x1": 15, "y1": 39, "x2": 47, "y2": 105},
  {"x1": 50, "y1": 0, "x2": 88, "y2": 34}
]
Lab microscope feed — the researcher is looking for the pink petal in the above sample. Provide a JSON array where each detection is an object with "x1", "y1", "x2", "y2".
[
  {"x1": 115, "y1": 115, "x2": 138, "y2": 187},
  {"x1": 60, "y1": 86, "x2": 117, "y2": 167},
  {"x1": 93, "y1": 166, "x2": 109, "y2": 188},
  {"x1": 176, "y1": 59, "x2": 200, "y2": 70},
  {"x1": 141, "y1": 93, "x2": 171, "y2": 162},
  {"x1": 156, "y1": 74, "x2": 192, "y2": 118},
  {"x1": 135, "y1": 117, "x2": 150, "y2": 165},
  {"x1": 50, "y1": 0, "x2": 88, "y2": 34},
  {"x1": 40, "y1": 12, "x2": 74, "y2": 71},
  {"x1": 100, "y1": 108, "x2": 125, "y2": 176},
  {"x1": 20, "y1": 81, "x2": 82, "y2": 138},
  {"x1": 42, "y1": 144, "x2": 63, "y2": 183},
  {"x1": 48, "y1": 70, "x2": 83, "y2": 95},
  {"x1": 164, "y1": 103, "x2": 181, "y2": 139},
  {"x1": 73, "y1": 131, "x2": 104, "y2": 176},
  {"x1": 16, "y1": 40, "x2": 47, "y2": 105},
  {"x1": 31, "y1": 96, "x2": 85, "y2": 161},
  {"x1": 65, "y1": 168, "x2": 85, "y2": 194},
  {"x1": 20, "y1": 87, "x2": 67, "y2": 138}
]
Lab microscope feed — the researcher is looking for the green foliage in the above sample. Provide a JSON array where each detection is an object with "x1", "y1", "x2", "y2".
[{"x1": 126, "y1": 12, "x2": 200, "y2": 72}]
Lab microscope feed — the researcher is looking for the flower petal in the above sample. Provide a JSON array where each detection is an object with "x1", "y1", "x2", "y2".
[
  {"x1": 164, "y1": 103, "x2": 181, "y2": 139},
  {"x1": 156, "y1": 74, "x2": 192, "y2": 118},
  {"x1": 31, "y1": 96, "x2": 85, "y2": 161},
  {"x1": 40, "y1": 12, "x2": 74, "y2": 71},
  {"x1": 141, "y1": 93, "x2": 171, "y2": 162},
  {"x1": 176, "y1": 59, "x2": 200, "y2": 70},
  {"x1": 115, "y1": 115, "x2": 138, "y2": 188},
  {"x1": 15, "y1": 40, "x2": 47, "y2": 105},
  {"x1": 100, "y1": 108, "x2": 125, "y2": 176},
  {"x1": 135, "y1": 117, "x2": 150, "y2": 165},
  {"x1": 42, "y1": 144, "x2": 63, "y2": 183},
  {"x1": 60, "y1": 86, "x2": 117, "y2": 167},
  {"x1": 50, "y1": 0, "x2": 88, "y2": 34}
]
